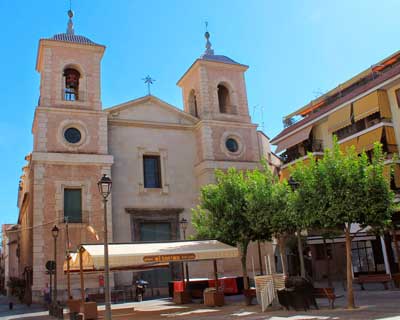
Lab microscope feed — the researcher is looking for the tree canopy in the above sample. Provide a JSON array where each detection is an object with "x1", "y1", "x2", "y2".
[{"x1": 290, "y1": 138, "x2": 393, "y2": 308}]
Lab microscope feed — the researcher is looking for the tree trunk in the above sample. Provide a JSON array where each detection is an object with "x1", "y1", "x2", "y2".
[
  {"x1": 278, "y1": 236, "x2": 288, "y2": 276},
  {"x1": 323, "y1": 238, "x2": 332, "y2": 287},
  {"x1": 297, "y1": 230, "x2": 306, "y2": 278},
  {"x1": 392, "y1": 226, "x2": 400, "y2": 272},
  {"x1": 345, "y1": 224, "x2": 355, "y2": 309},
  {"x1": 240, "y1": 242, "x2": 249, "y2": 290},
  {"x1": 257, "y1": 241, "x2": 264, "y2": 276}
]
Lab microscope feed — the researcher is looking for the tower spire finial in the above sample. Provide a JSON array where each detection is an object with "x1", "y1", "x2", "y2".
[
  {"x1": 67, "y1": 1, "x2": 74, "y2": 35},
  {"x1": 204, "y1": 21, "x2": 214, "y2": 55}
]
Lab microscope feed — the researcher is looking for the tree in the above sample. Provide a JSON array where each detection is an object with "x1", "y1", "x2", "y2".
[
  {"x1": 291, "y1": 138, "x2": 393, "y2": 309},
  {"x1": 270, "y1": 181, "x2": 297, "y2": 276},
  {"x1": 246, "y1": 164, "x2": 296, "y2": 276},
  {"x1": 192, "y1": 168, "x2": 272, "y2": 291}
]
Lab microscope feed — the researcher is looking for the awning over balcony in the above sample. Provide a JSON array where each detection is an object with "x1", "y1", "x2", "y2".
[
  {"x1": 340, "y1": 125, "x2": 397, "y2": 154},
  {"x1": 384, "y1": 163, "x2": 400, "y2": 189},
  {"x1": 328, "y1": 104, "x2": 351, "y2": 132},
  {"x1": 339, "y1": 137, "x2": 358, "y2": 152},
  {"x1": 385, "y1": 126, "x2": 397, "y2": 145},
  {"x1": 64, "y1": 240, "x2": 239, "y2": 272},
  {"x1": 356, "y1": 127, "x2": 383, "y2": 153},
  {"x1": 385, "y1": 127, "x2": 398, "y2": 153},
  {"x1": 353, "y1": 90, "x2": 391, "y2": 122},
  {"x1": 275, "y1": 126, "x2": 312, "y2": 154}
]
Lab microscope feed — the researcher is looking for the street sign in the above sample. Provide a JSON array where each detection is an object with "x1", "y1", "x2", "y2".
[
  {"x1": 46, "y1": 260, "x2": 56, "y2": 271},
  {"x1": 143, "y1": 253, "x2": 195, "y2": 263}
]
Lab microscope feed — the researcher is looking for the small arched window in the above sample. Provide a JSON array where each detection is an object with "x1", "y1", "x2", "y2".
[
  {"x1": 63, "y1": 68, "x2": 80, "y2": 101},
  {"x1": 218, "y1": 84, "x2": 230, "y2": 113},
  {"x1": 188, "y1": 90, "x2": 198, "y2": 117}
]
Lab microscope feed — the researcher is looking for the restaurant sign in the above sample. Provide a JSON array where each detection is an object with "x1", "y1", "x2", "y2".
[{"x1": 143, "y1": 253, "x2": 196, "y2": 263}]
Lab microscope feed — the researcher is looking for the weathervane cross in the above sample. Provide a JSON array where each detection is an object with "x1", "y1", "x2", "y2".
[{"x1": 142, "y1": 75, "x2": 155, "y2": 95}]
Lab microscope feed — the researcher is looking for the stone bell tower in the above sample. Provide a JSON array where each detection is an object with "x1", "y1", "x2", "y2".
[
  {"x1": 30, "y1": 10, "x2": 113, "y2": 301},
  {"x1": 177, "y1": 31, "x2": 261, "y2": 186}
]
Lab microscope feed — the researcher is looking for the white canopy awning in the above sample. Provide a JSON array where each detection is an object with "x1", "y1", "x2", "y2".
[{"x1": 64, "y1": 240, "x2": 239, "y2": 273}]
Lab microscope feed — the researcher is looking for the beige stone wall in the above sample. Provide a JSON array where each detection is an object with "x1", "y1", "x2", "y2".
[
  {"x1": 204, "y1": 64, "x2": 250, "y2": 120},
  {"x1": 32, "y1": 108, "x2": 108, "y2": 154},
  {"x1": 108, "y1": 112, "x2": 198, "y2": 285},
  {"x1": 179, "y1": 61, "x2": 250, "y2": 123},
  {"x1": 31, "y1": 161, "x2": 112, "y2": 299}
]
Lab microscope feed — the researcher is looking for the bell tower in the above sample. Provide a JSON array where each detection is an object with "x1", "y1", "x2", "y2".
[
  {"x1": 29, "y1": 10, "x2": 113, "y2": 301},
  {"x1": 178, "y1": 31, "x2": 251, "y2": 123},
  {"x1": 177, "y1": 31, "x2": 260, "y2": 186},
  {"x1": 36, "y1": 10, "x2": 104, "y2": 111}
]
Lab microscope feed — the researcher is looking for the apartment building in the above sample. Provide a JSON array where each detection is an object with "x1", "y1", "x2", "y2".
[{"x1": 271, "y1": 50, "x2": 400, "y2": 280}]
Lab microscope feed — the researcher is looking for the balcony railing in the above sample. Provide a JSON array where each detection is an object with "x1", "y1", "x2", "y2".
[
  {"x1": 281, "y1": 139, "x2": 324, "y2": 164},
  {"x1": 333, "y1": 113, "x2": 391, "y2": 141}
]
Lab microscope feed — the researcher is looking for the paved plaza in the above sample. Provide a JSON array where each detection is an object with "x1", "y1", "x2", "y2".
[{"x1": 1, "y1": 286, "x2": 400, "y2": 320}]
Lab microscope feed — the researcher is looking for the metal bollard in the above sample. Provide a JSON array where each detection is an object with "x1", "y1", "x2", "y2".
[{"x1": 9, "y1": 302, "x2": 13, "y2": 310}]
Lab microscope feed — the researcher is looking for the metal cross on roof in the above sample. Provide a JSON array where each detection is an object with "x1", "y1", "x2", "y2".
[{"x1": 142, "y1": 75, "x2": 155, "y2": 95}]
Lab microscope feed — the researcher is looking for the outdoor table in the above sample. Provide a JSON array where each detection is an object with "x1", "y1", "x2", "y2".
[{"x1": 172, "y1": 277, "x2": 240, "y2": 295}]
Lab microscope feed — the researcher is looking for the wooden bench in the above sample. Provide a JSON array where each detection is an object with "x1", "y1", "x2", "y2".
[
  {"x1": 312, "y1": 288, "x2": 342, "y2": 309},
  {"x1": 355, "y1": 274, "x2": 392, "y2": 290}
]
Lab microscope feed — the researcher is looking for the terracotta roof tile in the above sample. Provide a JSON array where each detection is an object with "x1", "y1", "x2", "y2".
[{"x1": 49, "y1": 33, "x2": 98, "y2": 46}]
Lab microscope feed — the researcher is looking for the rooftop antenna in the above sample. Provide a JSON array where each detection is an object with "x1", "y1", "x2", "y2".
[
  {"x1": 142, "y1": 75, "x2": 156, "y2": 95},
  {"x1": 67, "y1": 0, "x2": 74, "y2": 35},
  {"x1": 260, "y1": 105, "x2": 265, "y2": 132},
  {"x1": 252, "y1": 105, "x2": 259, "y2": 119},
  {"x1": 312, "y1": 88, "x2": 324, "y2": 98}
]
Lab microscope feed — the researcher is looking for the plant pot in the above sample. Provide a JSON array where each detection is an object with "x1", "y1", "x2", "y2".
[
  {"x1": 173, "y1": 290, "x2": 192, "y2": 304},
  {"x1": 80, "y1": 301, "x2": 98, "y2": 320},
  {"x1": 67, "y1": 299, "x2": 81, "y2": 313},
  {"x1": 203, "y1": 289, "x2": 224, "y2": 307}
]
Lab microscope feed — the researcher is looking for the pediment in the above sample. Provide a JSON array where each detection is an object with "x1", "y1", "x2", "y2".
[{"x1": 105, "y1": 95, "x2": 198, "y2": 125}]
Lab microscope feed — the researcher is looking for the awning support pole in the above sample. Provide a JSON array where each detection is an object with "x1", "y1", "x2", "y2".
[
  {"x1": 79, "y1": 248, "x2": 85, "y2": 302},
  {"x1": 213, "y1": 260, "x2": 218, "y2": 292},
  {"x1": 67, "y1": 254, "x2": 71, "y2": 299},
  {"x1": 181, "y1": 262, "x2": 186, "y2": 290}
]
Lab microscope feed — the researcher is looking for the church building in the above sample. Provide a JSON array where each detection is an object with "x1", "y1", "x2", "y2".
[{"x1": 16, "y1": 10, "x2": 280, "y2": 302}]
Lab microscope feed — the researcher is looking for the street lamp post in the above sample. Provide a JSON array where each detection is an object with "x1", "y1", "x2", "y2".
[
  {"x1": 288, "y1": 176, "x2": 306, "y2": 278},
  {"x1": 98, "y1": 174, "x2": 112, "y2": 320},
  {"x1": 179, "y1": 218, "x2": 190, "y2": 286},
  {"x1": 51, "y1": 225, "x2": 59, "y2": 307}
]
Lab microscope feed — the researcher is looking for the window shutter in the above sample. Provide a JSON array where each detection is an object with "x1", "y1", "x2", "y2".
[{"x1": 64, "y1": 189, "x2": 82, "y2": 223}]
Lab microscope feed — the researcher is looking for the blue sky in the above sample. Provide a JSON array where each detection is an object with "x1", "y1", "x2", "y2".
[{"x1": 1, "y1": 0, "x2": 400, "y2": 226}]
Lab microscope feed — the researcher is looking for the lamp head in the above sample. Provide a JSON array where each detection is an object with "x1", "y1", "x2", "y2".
[
  {"x1": 98, "y1": 174, "x2": 112, "y2": 199},
  {"x1": 52, "y1": 225, "x2": 59, "y2": 238},
  {"x1": 179, "y1": 217, "x2": 188, "y2": 232}
]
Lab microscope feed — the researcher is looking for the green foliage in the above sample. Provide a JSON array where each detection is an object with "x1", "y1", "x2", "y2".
[
  {"x1": 192, "y1": 168, "x2": 249, "y2": 246},
  {"x1": 291, "y1": 137, "x2": 393, "y2": 232},
  {"x1": 7, "y1": 277, "x2": 26, "y2": 302}
]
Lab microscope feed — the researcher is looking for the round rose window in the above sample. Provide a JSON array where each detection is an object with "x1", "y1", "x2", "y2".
[
  {"x1": 225, "y1": 138, "x2": 239, "y2": 153},
  {"x1": 64, "y1": 127, "x2": 82, "y2": 144}
]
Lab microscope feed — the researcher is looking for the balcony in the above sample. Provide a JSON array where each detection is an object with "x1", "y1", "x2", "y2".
[
  {"x1": 333, "y1": 112, "x2": 390, "y2": 141},
  {"x1": 281, "y1": 139, "x2": 324, "y2": 164},
  {"x1": 338, "y1": 121, "x2": 397, "y2": 155}
]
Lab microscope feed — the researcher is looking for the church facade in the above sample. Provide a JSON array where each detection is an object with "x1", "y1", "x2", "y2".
[{"x1": 16, "y1": 12, "x2": 280, "y2": 302}]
